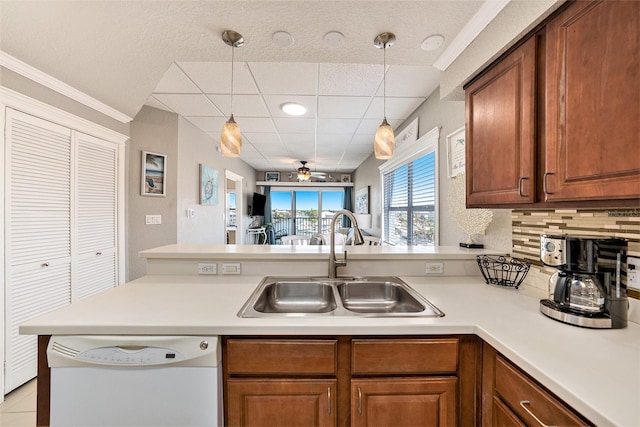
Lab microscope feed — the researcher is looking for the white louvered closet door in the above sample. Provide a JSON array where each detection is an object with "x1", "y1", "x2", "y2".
[
  {"x1": 4, "y1": 109, "x2": 73, "y2": 393},
  {"x1": 74, "y1": 132, "x2": 118, "y2": 300}
]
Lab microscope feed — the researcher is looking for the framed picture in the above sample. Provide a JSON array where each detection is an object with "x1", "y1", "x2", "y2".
[
  {"x1": 355, "y1": 186, "x2": 370, "y2": 214},
  {"x1": 265, "y1": 171, "x2": 280, "y2": 182},
  {"x1": 141, "y1": 151, "x2": 166, "y2": 196},
  {"x1": 200, "y1": 164, "x2": 219, "y2": 205},
  {"x1": 396, "y1": 117, "x2": 419, "y2": 147},
  {"x1": 341, "y1": 174, "x2": 351, "y2": 183},
  {"x1": 447, "y1": 126, "x2": 466, "y2": 177}
]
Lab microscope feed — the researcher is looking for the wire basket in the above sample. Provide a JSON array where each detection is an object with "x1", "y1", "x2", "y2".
[{"x1": 476, "y1": 255, "x2": 530, "y2": 289}]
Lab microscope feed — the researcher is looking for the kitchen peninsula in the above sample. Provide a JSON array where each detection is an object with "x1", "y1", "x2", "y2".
[{"x1": 20, "y1": 245, "x2": 640, "y2": 426}]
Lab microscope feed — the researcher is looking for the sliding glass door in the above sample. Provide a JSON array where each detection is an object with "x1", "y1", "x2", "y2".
[{"x1": 270, "y1": 190, "x2": 344, "y2": 239}]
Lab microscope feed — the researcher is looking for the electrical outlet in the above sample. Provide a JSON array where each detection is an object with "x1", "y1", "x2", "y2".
[
  {"x1": 221, "y1": 263, "x2": 241, "y2": 275},
  {"x1": 628, "y1": 257, "x2": 640, "y2": 290},
  {"x1": 425, "y1": 262, "x2": 444, "y2": 274},
  {"x1": 197, "y1": 263, "x2": 217, "y2": 275}
]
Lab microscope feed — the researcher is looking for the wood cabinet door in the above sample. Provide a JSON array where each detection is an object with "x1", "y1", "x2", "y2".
[
  {"x1": 544, "y1": 0, "x2": 640, "y2": 202},
  {"x1": 227, "y1": 379, "x2": 336, "y2": 427},
  {"x1": 492, "y1": 396, "x2": 526, "y2": 427},
  {"x1": 351, "y1": 377, "x2": 456, "y2": 427},
  {"x1": 465, "y1": 37, "x2": 537, "y2": 207}
]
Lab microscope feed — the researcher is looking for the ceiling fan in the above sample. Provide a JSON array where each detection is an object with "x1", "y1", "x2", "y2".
[{"x1": 295, "y1": 161, "x2": 328, "y2": 182}]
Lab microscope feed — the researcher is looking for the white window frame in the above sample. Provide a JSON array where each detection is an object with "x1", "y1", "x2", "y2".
[{"x1": 378, "y1": 126, "x2": 440, "y2": 246}]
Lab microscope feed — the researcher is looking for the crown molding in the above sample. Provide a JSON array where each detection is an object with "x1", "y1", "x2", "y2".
[
  {"x1": 433, "y1": 0, "x2": 510, "y2": 71},
  {"x1": 0, "y1": 86, "x2": 129, "y2": 144},
  {"x1": 0, "y1": 50, "x2": 133, "y2": 123}
]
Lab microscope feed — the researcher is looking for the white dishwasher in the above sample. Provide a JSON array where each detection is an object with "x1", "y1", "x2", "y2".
[{"x1": 47, "y1": 335, "x2": 222, "y2": 427}]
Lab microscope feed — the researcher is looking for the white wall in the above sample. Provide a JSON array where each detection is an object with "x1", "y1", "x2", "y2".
[
  {"x1": 176, "y1": 117, "x2": 256, "y2": 245},
  {"x1": 353, "y1": 87, "x2": 512, "y2": 252}
]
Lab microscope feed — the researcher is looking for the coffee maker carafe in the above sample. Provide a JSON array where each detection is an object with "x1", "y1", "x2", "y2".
[{"x1": 540, "y1": 235, "x2": 628, "y2": 329}]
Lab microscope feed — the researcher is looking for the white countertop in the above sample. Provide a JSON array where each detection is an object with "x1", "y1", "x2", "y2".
[{"x1": 21, "y1": 274, "x2": 640, "y2": 426}]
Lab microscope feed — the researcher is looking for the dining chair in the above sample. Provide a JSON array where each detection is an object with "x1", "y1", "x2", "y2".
[{"x1": 280, "y1": 235, "x2": 311, "y2": 245}]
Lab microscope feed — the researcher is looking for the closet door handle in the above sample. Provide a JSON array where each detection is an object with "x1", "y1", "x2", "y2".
[
  {"x1": 543, "y1": 172, "x2": 555, "y2": 195},
  {"x1": 519, "y1": 177, "x2": 529, "y2": 197},
  {"x1": 520, "y1": 400, "x2": 555, "y2": 427},
  {"x1": 357, "y1": 387, "x2": 362, "y2": 415}
]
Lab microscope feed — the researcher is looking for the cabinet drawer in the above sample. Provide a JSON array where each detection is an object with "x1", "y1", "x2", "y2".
[
  {"x1": 227, "y1": 339, "x2": 337, "y2": 375},
  {"x1": 351, "y1": 339, "x2": 458, "y2": 375},
  {"x1": 495, "y1": 356, "x2": 587, "y2": 426}
]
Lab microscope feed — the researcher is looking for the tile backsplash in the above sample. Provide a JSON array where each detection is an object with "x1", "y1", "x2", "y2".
[{"x1": 511, "y1": 209, "x2": 640, "y2": 299}]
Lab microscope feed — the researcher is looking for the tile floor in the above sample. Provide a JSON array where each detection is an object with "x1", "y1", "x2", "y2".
[{"x1": 0, "y1": 380, "x2": 36, "y2": 427}]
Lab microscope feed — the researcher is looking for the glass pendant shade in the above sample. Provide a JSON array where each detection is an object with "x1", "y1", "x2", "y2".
[
  {"x1": 221, "y1": 114, "x2": 242, "y2": 157},
  {"x1": 374, "y1": 118, "x2": 395, "y2": 159}
]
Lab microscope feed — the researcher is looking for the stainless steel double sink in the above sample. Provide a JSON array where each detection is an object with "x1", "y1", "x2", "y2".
[{"x1": 238, "y1": 276, "x2": 444, "y2": 318}]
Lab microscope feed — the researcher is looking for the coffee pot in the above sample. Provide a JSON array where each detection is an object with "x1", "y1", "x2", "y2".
[{"x1": 539, "y1": 235, "x2": 628, "y2": 329}]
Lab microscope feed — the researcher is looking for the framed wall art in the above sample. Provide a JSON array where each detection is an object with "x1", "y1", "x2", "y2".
[
  {"x1": 141, "y1": 151, "x2": 166, "y2": 196},
  {"x1": 200, "y1": 164, "x2": 219, "y2": 205},
  {"x1": 447, "y1": 126, "x2": 466, "y2": 177},
  {"x1": 396, "y1": 117, "x2": 419, "y2": 147},
  {"x1": 265, "y1": 171, "x2": 280, "y2": 182},
  {"x1": 355, "y1": 186, "x2": 370, "y2": 214}
]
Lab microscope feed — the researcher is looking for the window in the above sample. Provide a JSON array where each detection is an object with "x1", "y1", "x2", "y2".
[
  {"x1": 380, "y1": 127, "x2": 439, "y2": 246},
  {"x1": 270, "y1": 190, "x2": 344, "y2": 237}
]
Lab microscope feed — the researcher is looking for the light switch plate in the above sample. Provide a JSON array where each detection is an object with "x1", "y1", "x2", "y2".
[
  {"x1": 145, "y1": 215, "x2": 162, "y2": 225},
  {"x1": 222, "y1": 263, "x2": 241, "y2": 275}
]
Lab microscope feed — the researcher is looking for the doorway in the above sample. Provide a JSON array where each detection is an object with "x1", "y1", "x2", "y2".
[{"x1": 225, "y1": 170, "x2": 243, "y2": 245}]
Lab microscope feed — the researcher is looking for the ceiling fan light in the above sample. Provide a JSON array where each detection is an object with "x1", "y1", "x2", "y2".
[
  {"x1": 374, "y1": 118, "x2": 395, "y2": 160},
  {"x1": 297, "y1": 161, "x2": 311, "y2": 181},
  {"x1": 221, "y1": 115, "x2": 242, "y2": 157}
]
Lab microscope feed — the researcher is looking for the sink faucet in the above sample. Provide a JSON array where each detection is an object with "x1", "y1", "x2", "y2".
[{"x1": 328, "y1": 209, "x2": 365, "y2": 278}]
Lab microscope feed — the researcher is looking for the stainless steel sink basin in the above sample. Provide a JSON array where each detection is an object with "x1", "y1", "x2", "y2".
[
  {"x1": 238, "y1": 276, "x2": 444, "y2": 318},
  {"x1": 252, "y1": 281, "x2": 337, "y2": 314}
]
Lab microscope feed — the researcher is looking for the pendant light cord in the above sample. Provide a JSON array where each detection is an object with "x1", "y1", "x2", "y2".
[
  {"x1": 230, "y1": 44, "x2": 235, "y2": 115},
  {"x1": 383, "y1": 45, "x2": 386, "y2": 119}
]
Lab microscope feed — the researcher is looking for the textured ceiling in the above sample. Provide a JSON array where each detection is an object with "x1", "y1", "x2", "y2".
[{"x1": 0, "y1": 0, "x2": 487, "y2": 173}]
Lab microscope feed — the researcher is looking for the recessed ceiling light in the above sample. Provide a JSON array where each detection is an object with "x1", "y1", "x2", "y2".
[
  {"x1": 421, "y1": 34, "x2": 445, "y2": 51},
  {"x1": 323, "y1": 31, "x2": 345, "y2": 48},
  {"x1": 272, "y1": 31, "x2": 294, "y2": 48},
  {"x1": 281, "y1": 102, "x2": 307, "y2": 116}
]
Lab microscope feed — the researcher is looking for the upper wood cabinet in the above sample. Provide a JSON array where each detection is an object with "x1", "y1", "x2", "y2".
[
  {"x1": 465, "y1": 0, "x2": 640, "y2": 208},
  {"x1": 544, "y1": 0, "x2": 640, "y2": 202},
  {"x1": 465, "y1": 37, "x2": 537, "y2": 206}
]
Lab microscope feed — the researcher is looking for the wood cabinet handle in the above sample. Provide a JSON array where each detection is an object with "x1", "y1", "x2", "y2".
[
  {"x1": 327, "y1": 387, "x2": 331, "y2": 414},
  {"x1": 520, "y1": 400, "x2": 555, "y2": 427},
  {"x1": 519, "y1": 177, "x2": 529, "y2": 197},
  {"x1": 41, "y1": 262, "x2": 50, "y2": 268},
  {"x1": 543, "y1": 172, "x2": 555, "y2": 195},
  {"x1": 357, "y1": 387, "x2": 362, "y2": 415}
]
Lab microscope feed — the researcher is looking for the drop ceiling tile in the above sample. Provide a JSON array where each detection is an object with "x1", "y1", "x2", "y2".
[
  {"x1": 356, "y1": 118, "x2": 404, "y2": 134},
  {"x1": 346, "y1": 142, "x2": 374, "y2": 155},
  {"x1": 317, "y1": 118, "x2": 360, "y2": 134},
  {"x1": 242, "y1": 132, "x2": 283, "y2": 148},
  {"x1": 144, "y1": 96, "x2": 173, "y2": 112},
  {"x1": 273, "y1": 117, "x2": 316, "y2": 133},
  {"x1": 319, "y1": 63, "x2": 382, "y2": 96},
  {"x1": 184, "y1": 116, "x2": 228, "y2": 133},
  {"x1": 364, "y1": 97, "x2": 425, "y2": 120},
  {"x1": 249, "y1": 62, "x2": 318, "y2": 95},
  {"x1": 233, "y1": 117, "x2": 277, "y2": 133},
  {"x1": 152, "y1": 63, "x2": 201, "y2": 93},
  {"x1": 177, "y1": 62, "x2": 258, "y2": 94},
  {"x1": 350, "y1": 133, "x2": 376, "y2": 145},
  {"x1": 317, "y1": 134, "x2": 352, "y2": 146},
  {"x1": 207, "y1": 94, "x2": 269, "y2": 117},
  {"x1": 262, "y1": 95, "x2": 317, "y2": 117},
  {"x1": 278, "y1": 133, "x2": 316, "y2": 146},
  {"x1": 318, "y1": 96, "x2": 371, "y2": 119},
  {"x1": 153, "y1": 94, "x2": 222, "y2": 116},
  {"x1": 377, "y1": 65, "x2": 441, "y2": 97}
]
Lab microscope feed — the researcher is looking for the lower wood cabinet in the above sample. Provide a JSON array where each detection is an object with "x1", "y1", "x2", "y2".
[
  {"x1": 482, "y1": 342, "x2": 592, "y2": 426},
  {"x1": 223, "y1": 336, "x2": 480, "y2": 427},
  {"x1": 227, "y1": 379, "x2": 336, "y2": 427},
  {"x1": 351, "y1": 377, "x2": 456, "y2": 427}
]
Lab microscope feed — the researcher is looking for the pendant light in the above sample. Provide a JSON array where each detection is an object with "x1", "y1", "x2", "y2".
[
  {"x1": 373, "y1": 32, "x2": 396, "y2": 160},
  {"x1": 220, "y1": 30, "x2": 244, "y2": 157},
  {"x1": 297, "y1": 161, "x2": 311, "y2": 181}
]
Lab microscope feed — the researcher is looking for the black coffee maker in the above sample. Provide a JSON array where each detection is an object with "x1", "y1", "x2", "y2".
[{"x1": 539, "y1": 234, "x2": 628, "y2": 329}]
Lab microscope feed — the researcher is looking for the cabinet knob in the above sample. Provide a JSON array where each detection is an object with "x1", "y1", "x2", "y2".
[
  {"x1": 519, "y1": 177, "x2": 530, "y2": 198},
  {"x1": 543, "y1": 172, "x2": 555, "y2": 195}
]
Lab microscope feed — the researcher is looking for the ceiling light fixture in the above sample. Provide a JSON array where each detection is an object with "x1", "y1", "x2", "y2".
[
  {"x1": 297, "y1": 161, "x2": 311, "y2": 181},
  {"x1": 220, "y1": 30, "x2": 244, "y2": 157},
  {"x1": 421, "y1": 34, "x2": 445, "y2": 51},
  {"x1": 281, "y1": 102, "x2": 307, "y2": 116},
  {"x1": 373, "y1": 32, "x2": 396, "y2": 160}
]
